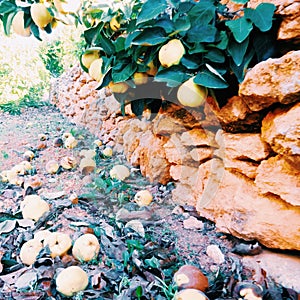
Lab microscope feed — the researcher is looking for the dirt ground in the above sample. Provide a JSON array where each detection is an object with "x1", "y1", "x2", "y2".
[{"x1": 0, "y1": 106, "x2": 298, "y2": 299}]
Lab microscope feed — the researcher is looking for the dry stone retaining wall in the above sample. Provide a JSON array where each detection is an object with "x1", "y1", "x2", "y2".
[{"x1": 50, "y1": 0, "x2": 300, "y2": 250}]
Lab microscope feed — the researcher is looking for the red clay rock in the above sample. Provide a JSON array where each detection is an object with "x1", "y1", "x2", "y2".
[{"x1": 239, "y1": 51, "x2": 300, "y2": 111}]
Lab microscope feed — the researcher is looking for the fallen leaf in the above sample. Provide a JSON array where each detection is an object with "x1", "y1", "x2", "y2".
[{"x1": 0, "y1": 219, "x2": 17, "y2": 234}]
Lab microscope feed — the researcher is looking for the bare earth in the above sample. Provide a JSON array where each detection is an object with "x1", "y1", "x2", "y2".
[{"x1": 0, "y1": 106, "x2": 298, "y2": 299}]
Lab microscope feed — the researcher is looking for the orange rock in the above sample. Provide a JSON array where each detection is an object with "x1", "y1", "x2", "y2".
[
  {"x1": 239, "y1": 51, "x2": 300, "y2": 111},
  {"x1": 255, "y1": 155, "x2": 300, "y2": 206}
]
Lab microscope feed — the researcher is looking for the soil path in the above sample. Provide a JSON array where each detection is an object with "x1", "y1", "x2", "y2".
[{"x1": 0, "y1": 106, "x2": 296, "y2": 299}]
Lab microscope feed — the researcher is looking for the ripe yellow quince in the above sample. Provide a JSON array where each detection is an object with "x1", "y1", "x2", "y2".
[
  {"x1": 159, "y1": 39, "x2": 185, "y2": 68},
  {"x1": 177, "y1": 77, "x2": 208, "y2": 107},
  {"x1": 109, "y1": 16, "x2": 120, "y2": 31},
  {"x1": 81, "y1": 51, "x2": 100, "y2": 69},
  {"x1": 89, "y1": 58, "x2": 104, "y2": 82},
  {"x1": 30, "y1": 3, "x2": 53, "y2": 28},
  {"x1": 108, "y1": 82, "x2": 129, "y2": 94},
  {"x1": 12, "y1": 11, "x2": 31, "y2": 37},
  {"x1": 133, "y1": 72, "x2": 148, "y2": 85}
]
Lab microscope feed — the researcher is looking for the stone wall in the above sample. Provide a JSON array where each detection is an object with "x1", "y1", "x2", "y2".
[{"x1": 50, "y1": 0, "x2": 300, "y2": 251}]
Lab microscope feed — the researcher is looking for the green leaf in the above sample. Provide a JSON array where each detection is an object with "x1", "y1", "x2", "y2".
[
  {"x1": 181, "y1": 56, "x2": 201, "y2": 69},
  {"x1": 227, "y1": 37, "x2": 249, "y2": 66},
  {"x1": 112, "y1": 63, "x2": 136, "y2": 83},
  {"x1": 244, "y1": 3, "x2": 276, "y2": 32},
  {"x1": 188, "y1": 43, "x2": 206, "y2": 54},
  {"x1": 30, "y1": 23, "x2": 42, "y2": 41},
  {"x1": 187, "y1": 25, "x2": 217, "y2": 43},
  {"x1": 114, "y1": 36, "x2": 126, "y2": 52},
  {"x1": 189, "y1": 2, "x2": 215, "y2": 26},
  {"x1": 136, "y1": 0, "x2": 168, "y2": 25},
  {"x1": 132, "y1": 27, "x2": 168, "y2": 46},
  {"x1": 194, "y1": 69, "x2": 229, "y2": 89},
  {"x1": 225, "y1": 17, "x2": 253, "y2": 43},
  {"x1": 214, "y1": 31, "x2": 229, "y2": 50},
  {"x1": 135, "y1": 286, "x2": 143, "y2": 298},
  {"x1": 172, "y1": 13, "x2": 191, "y2": 35},
  {"x1": 154, "y1": 66, "x2": 189, "y2": 87},
  {"x1": 205, "y1": 49, "x2": 225, "y2": 63},
  {"x1": 0, "y1": 1, "x2": 16, "y2": 14},
  {"x1": 144, "y1": 256, "x2": 161, "y2": 268},
  {"x1": 83, "y1": 23, "x2": 104, "y2": 46},
  {"x1": 230, "y1": 48, "x2": 255, "y2": 83},
  {"x1": 2, "y1": 11, "x2": 16, "y2": 35},
  {"x1": 155, "y1": 18, "x2": 175, "y2": 34},
  {"x1": 125, "y1": 31, "x2": 141, "y2": 49},
  {"x1": 95, "y1": 33, "x2": 115, "y2": 56},
  {"x1": 131, "y1": 99, "x2": 145, "y2": 117}
]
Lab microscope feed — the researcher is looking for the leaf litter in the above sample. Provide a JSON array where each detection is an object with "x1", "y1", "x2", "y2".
[{"x1": 0, "y1": 106, "x2": 298, "y2": 299}]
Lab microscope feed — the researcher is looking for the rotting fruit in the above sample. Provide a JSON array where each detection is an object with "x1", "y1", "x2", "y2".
[{"x1": 173, "y1": 264, "x2": 209, "y2": 292}]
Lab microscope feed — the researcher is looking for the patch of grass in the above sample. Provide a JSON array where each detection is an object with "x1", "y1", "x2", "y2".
[{"x1": 0, "y1": 84, "x2": 50, "y2": 115}]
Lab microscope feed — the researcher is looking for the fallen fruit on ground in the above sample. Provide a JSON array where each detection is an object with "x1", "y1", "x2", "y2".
[
  {"x1": 20, "y1": 195, "x2": 50, "y2": 221},
  {"x1": 56, "y1": 265, "x2": 89, "y2": 297},
  {"x1": 79, "y1": 149, "x2": 96, "y2": 159},
  {"x1": 133, "y1": 72, "x2": 148, "y2": 85},
  {"x1": 23, "y1": 150, "x2": 35, "y2": 161},
  {"x1": 108, "y1": 81, "x2": 129, "y2": 94},
  {"x1": 53, "y1": 137, "x2": 63, "y2": 147},
  {"x1": 45, "y1": 160, "x2": 59, "y2": 174},
  {"x1": 134, "y1": 190, "x2": 153, "y2": 206},
  {"x1": 12, "y1": 11, "x2": 31, "y2": 37},
  {"x1": 109, "y1": 164, "x2": 130, "y2": 181},
  {"x1": 43, "y1": 232, "x2": 72, "y2": 258},
  {"x1": 60, "y1": 156, "x2": 77, "y2": 170},
  {"x1": 79, "y1": 157, "x2": 96, "y2": 175},
  {"x1": 72, "y1": 233, "x2": 100, "y2": 262},
  {"x1": 177, "y1": 77, "x2": 208, "y2": 107},
  {"x1": 54, "y1": 0, "x2": 81, "y2": 14},
  {"x1": 102, "y1": 146, "x2": 113, "y2": 157},
  {"x1": 19, "y1": 160, "x2": 33, "y2": 172},
  {"x1": 30, "y1": 3, "x2": 53, "y2": 28},
  {"x1": 81, "y1": 50, "x2": 100, "y2": 69},
  {"x1": 89, "y1": 58, "x2": 104, "y2": 82},
  {"x1": 109, "y1": 16, "x2": 120, "y2": 31},
  {"x1": 34, "y1": 229, "x2": 52, "y2": 243},
  {"x1": 94, "y1": 139, "x2": 102, "y2": 147},
  {"x1": 159, "y1": 39, "x2": 185, "y2": 68},
  {"x1": 19, "y1": 239, "x2": 43, "y2": 265},
  {"x1": 173, "y1": 288, "x2": 209, "y2": 300},
  {"x1": 64, "y1": 135, "x2": 78, "y2": 149},
  {"x1": 173, "y1": 264, "x2": 209, "y2": 291}
]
